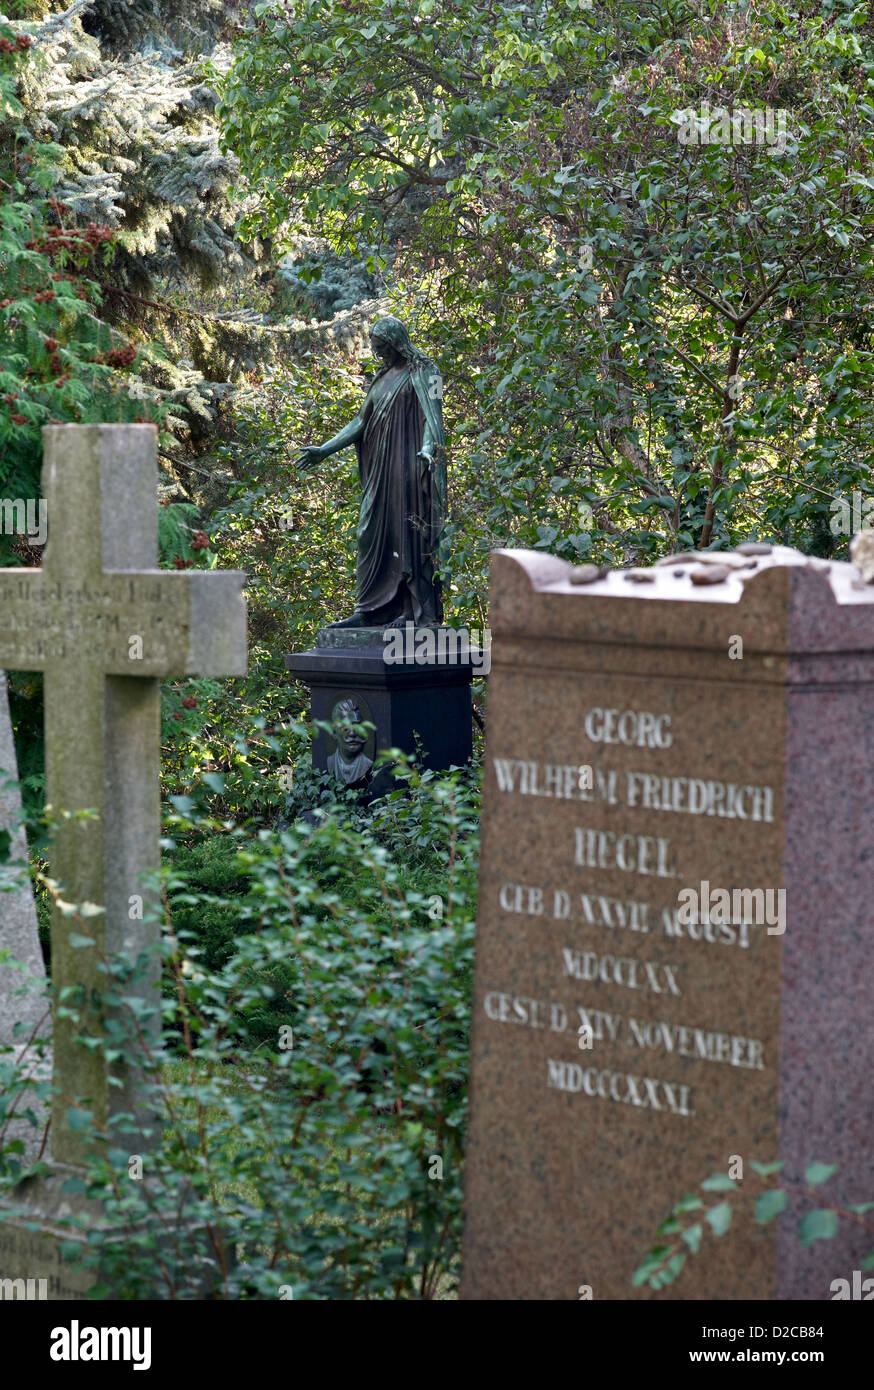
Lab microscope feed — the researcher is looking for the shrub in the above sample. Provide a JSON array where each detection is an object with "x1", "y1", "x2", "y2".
[{"x1": 1, "y1": 767, "x2": 479, "y2": 1299}]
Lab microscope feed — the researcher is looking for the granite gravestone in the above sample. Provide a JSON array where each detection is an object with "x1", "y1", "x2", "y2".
[
  {"x1": 0, "y1": 671, "x2": 51, "y2": 1165},
  {"x1": 0, "y1": 424, "x2": 247, "y2": 1298},
  {"x1": 462, "y1": 545, "x2": 874, "y2": 1301}
]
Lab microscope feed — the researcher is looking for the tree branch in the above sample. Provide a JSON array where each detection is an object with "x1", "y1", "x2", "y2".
[{"x1": 9, "y1": 0, "x2": 99, "y2": 42}]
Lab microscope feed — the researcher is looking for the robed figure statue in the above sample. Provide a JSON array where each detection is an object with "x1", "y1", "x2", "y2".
[{"x1": 295, "y1": 317, "x2": 447, "y2": 628}]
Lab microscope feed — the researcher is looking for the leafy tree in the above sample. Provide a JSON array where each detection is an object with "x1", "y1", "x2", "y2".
[
  {"x1": 222, "y1": 0, "x2": 874, "y2": 609},
  {"x1": 1, "y1": 0, "x2": 299, "y2": 496},
  {"x1": 0, "y1": 21, "x2": 165, "y2": 546}
]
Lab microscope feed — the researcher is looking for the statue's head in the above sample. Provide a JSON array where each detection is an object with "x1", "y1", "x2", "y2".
[
  {"x1": 369, "y1": 317, "x2": 411, "y2": 362},
  {"x1": 368, "y1": 316, "x2": 434, "y2": 376},
  {"x1": 332, "y1": 698, "x2": 366, "y2": 756}
]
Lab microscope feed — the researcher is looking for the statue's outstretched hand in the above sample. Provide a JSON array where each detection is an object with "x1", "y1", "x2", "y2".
[{"x1": 295, "y1": 445, "x2": 324, "y2": 472}]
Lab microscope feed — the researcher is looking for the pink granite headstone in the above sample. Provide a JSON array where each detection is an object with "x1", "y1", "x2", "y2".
[{"x1": 462, "y1": 545, "x2": 874, "y2": 1300}]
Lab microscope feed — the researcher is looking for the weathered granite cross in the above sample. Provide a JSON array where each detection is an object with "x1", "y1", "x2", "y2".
[{"x1": 0, "y1": 424, "x2": 247, "y2": 1172}]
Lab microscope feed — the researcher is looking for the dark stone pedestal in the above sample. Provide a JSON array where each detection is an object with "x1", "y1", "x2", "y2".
[{"x1": 286, "y1": 626, "x2": 484, "y2": 797}]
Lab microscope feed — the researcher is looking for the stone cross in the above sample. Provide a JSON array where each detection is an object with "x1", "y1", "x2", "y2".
[{"x1": 0, "y1": 425, "x2": 246, "y2": 1169}]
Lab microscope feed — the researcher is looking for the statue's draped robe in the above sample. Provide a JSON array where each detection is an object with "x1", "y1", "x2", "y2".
[{"x1": 354, "y1": 360, "x2": 446, "y2": 624}]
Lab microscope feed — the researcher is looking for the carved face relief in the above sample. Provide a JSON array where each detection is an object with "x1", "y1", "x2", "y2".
[
  {"x1": 335, "y1": 700, "x2": 366, "y2": 756},
  {"x1": 326, "y1": 696, "x2": 375, "y2": 786}
]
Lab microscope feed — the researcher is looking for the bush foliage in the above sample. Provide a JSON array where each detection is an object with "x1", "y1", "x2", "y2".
[{"x1": 1, "y1": 768, "x2": 478, "y2": 1299}]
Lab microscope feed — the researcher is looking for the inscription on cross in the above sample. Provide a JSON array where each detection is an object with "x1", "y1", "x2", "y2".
[{"x1": 0, "y1": 425, "x2": 247, "y2": 1167}]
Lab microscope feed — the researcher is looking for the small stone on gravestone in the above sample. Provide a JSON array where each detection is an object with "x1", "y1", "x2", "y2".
[
  {"x1": 568, "y1": 565, "x2": 609, "y2": 586},
  {"x1": 850, "y1": 529, "x2": 874, "y2": 583},
  {"x1": 656, "y1": 551, "x2": 755, "y2": 570},
  {"x1": 462, "y1": 544, "x2": 874, "y2": 1300},
  {"x1": 0, "y1": 670, "x2": 51, "y2": 1167},
  {"x1": 736, "y1": 541, "x2": 773, "y2": 556},
  {"x1": 689, "y1": 564, "x2": 730, "y2": 585}
]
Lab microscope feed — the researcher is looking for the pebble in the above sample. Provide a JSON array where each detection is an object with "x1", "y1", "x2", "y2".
[
  {"x1": 736, "y1": 541, "x2": 772, "y2": 555},
  {"x1": 569, "y1": 564, "x2": 610, "y2": 585},
  {"x1": 656, "y1": 551, "x2": 753, "y2": 569},
  {"x1": 698, "y1": 553, "x2": 756, "y2": 570},
  {"x1": 623, "y1": 568, "x2": 656, "y2": 583},
  {"x1": 654, "y1": 552, "x2": 699, "y2": 567},
  {"x1": 689, "y1": 565, "x2": 731, "y2": 585},
  {"x1": 844, "y1": 525, "x2": 872, "y2": 581},
  {"x1": 851, "y1": 530, "x2": 874, "y2": 583}
]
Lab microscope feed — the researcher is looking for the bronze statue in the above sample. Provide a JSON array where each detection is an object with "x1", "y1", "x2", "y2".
[{"x1": 295, "y1": 317, "x2": 447, "y2": 628}]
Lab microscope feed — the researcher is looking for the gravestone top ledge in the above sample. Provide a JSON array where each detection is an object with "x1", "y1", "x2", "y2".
[{"x1": 490, "y1": 545, "x2": 874, "y2": 656}]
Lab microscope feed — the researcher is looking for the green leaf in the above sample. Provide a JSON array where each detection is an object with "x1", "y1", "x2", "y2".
[
  {"x1": 861, "y1": 1249, "x2": 874, "y2": 1271},
  {"x1": 657, "y1": 1217, "x2": 681, "y2": 1235},
  {"x1": 67, "y1": 933, "x2": 95, "y2": 948},
  {"x1": 805, "y1": 1162, "x2": 838, "y2": 1186},
  {"x1": 798, "y1": 1209, "x2": 838, "y2": 1246},
  {"x1": 755, "y1": 1189, "x2": 787, "y2": 1223},
  {"x1": 202, "y1": 772, "x2": 226, "y2": 794},
  {"x1": 705, "y1": 1203, "x2": 732, "y2": 1236},
  {"x1": 66, "y1": 1107, "x2": 93, "y2": 1133},
  {"x1": 750, "y1": 1160, "x2": 784, "y2": 1177},
  {"x1": 632, "y1": 1245, "x2": 669, "y2": 1286},
  {"x1": 664, "y1": 1252, "x2": 686, "y2": 1281},
  {"x1": 701, "y1": 1173, "x2": 737, "y2": 1191},
  {"x1": 682, "y1": 1223, "x2": 702, "y2": 1253},
  {"x1": 61, "y1": 1178, "x2": 89, "y2": 1195},
  {"x1": 674, "y1": 1195, "x2": 704, "y2": 1215}
]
